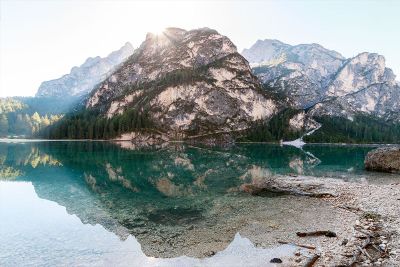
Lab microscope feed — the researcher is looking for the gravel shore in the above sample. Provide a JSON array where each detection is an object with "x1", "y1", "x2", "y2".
[{"x1": 138, "y1": 175, "x2": 399, "y2": 266}]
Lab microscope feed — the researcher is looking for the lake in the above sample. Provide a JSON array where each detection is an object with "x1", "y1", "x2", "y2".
[{"x1": 0, "y1": 141, "x2": 398, "y2": 266}]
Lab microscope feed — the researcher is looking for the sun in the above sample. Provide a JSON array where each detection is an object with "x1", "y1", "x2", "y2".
[{"x1": 149, "y1": 26, "x2": 166, "y2": 36}]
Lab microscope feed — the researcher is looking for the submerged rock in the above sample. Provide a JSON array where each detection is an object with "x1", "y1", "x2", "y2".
[
  {"x1": 270, "y1": 257, "x2": 283, "y2": 263},
  {"x1": 365, "y1": 146, "x2": 400, "y2": 173}
]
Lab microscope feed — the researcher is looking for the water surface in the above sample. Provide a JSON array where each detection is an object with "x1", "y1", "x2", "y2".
[{"x1": 1, "y1": 141, "x2": 398, "y2": 266}]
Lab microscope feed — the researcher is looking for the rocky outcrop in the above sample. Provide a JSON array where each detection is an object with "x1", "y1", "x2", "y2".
[
  {"x1": 243, "y1": 40, "x2": 400, "y2": 122},
  {"x1": 240, "y1": 173, "x2": 337, "y2": 197},
  {"x1": 365, "y1": 146, "x2": 400, "y2": 173},
  {"x1": 86, "y1": 28, "x2": 279, "y2": 138},
  {"x1": 36, "y1": 42, "x2": 134, "y2": 98}
]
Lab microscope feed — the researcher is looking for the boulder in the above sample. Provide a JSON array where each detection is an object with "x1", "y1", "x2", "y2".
[{"x1": 365, "y1": 146, "x2": 400, "y2": 173}]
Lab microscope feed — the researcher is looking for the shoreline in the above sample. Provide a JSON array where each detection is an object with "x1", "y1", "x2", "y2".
[
  {"x1": 120, "y1": 175, "x2": 399, "y2": 266},
  {"x1": 224, "y1": 176, "x2": 400, "y2": 266},
  {"x1": 0, "y1": 138, "x2": 398, "y2": 147}
]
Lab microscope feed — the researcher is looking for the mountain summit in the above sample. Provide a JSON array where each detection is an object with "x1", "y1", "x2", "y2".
[
  {"x1": 242, "y1": 39, "x2": 400, "y2": 121},
  {"x1": 85, "y1": 28, "x2": 278, "y2": 139}
]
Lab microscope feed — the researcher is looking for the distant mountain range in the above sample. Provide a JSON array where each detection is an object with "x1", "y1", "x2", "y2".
[
  {"x1": 2, "y1": 27, "x2": 400, "y2": 143},
  {"x1": 242, "y1": 39, "x2": 400, "y2": 122},
  {"x1": 36, "y1": 42, "x2": 134, "y2": 98}
]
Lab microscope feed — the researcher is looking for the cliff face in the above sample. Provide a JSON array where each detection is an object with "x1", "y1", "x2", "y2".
[
  {"x1": 243, "y1": 40, "x2": 400, "y2": 121},
  {"x1": 36, "y1": 42, "x2": 134, "y2": 98},
  {"x1": 243, "y1": 39, "x2": 345, "y2": 108},
  {"x1": 310, "y1": 53, "x2": 400, "y2": 120},
  {"x1": 86, "y1": 28, "x2": 279, "y2": 136}
]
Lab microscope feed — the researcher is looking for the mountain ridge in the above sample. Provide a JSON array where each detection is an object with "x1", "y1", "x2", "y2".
[
  {"x1": 46, "y1": 28, "x2": 281, "y2": 142},
  {"x1": 242, "y1": 38, "x2": 400, "y2": 122},
  {"x1": 36, "y1": 42, "x2": 134, "y2": 98},
  {"x1": 39, "y1": 28, "x2": 400, "y2": 143}
]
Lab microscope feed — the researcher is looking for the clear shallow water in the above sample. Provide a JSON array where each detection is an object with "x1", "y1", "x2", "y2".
[{"x1": 0, "y1": 141, "x2": 398, "y2": 266}]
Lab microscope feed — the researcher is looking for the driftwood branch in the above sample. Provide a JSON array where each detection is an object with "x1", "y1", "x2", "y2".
[
  {"x1": 277, "y1": 240, "x2": 316, "y2": 249},
  {"x1": 297, "y1": 231, "x2": 337, "y2": 238},
  {"x1": 303, "y1": 254, "x2": 320, "y2": 267},
  {"x1": 357, "y1": 246, "x2": 373, "y2": 261},
  {"x1": 348, "y1": 236, "x2": 372, "y2": 266}
]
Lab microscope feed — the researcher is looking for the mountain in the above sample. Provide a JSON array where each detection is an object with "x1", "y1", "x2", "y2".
[
  {"x1": 242, "y1": 39, "x2": 400, "y2": 122},
  {"x1": 36, "y1": 42, "x2": 134, "y2": 98},
  {"x1": 57, "y1": 27, "x2": 279, "y2": 141},
  {"x1": 0, "y1": 42, "x2": 135, "y2": 138},
  {"x1": 45, "y1": 31, "x2": 400, "y2": 144}
]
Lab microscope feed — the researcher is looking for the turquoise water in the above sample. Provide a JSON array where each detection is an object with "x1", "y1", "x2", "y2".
[{"x1": 0, "y1": 141, "x2": 398, "y2": 266}]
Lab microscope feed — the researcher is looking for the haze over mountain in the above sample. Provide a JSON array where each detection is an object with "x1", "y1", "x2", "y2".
[{"x1": 36, "y1": 43, "x2": 134, "y2": 98}]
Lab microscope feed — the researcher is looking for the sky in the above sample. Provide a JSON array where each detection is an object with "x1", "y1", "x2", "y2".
[{"x1": 1, "y1": 0, "x2": 400, "y2": 97}]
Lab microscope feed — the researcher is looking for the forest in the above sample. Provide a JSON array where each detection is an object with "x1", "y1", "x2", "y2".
[
  {"x1": 237, "y1": 108, "x2": 305, "y2": 142},
  {"x1": 238, "y1": 110, "x2": 400, "y2": 144},
  {"x1": 43, "y1": 106, "x2": 400, "y2": 144},
  {"x1": 0, "y1": 97, "x2": 65, "y2": 137},
  {"x1": 44, "y1": 108, "x2": 154, "y2": 139},
  {"x1": 3, "y1": 95, "x2": 400, "y2": 144},
  {"x1": 303, "y1": 115, "x2": 400, "y2": 144}
]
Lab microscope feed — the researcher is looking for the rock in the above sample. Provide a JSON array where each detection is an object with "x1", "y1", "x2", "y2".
[
  {"x1": 270, "y1": 258, "x2": 283, "y2": 263},
  {"x1": 240, "y1": 175, "x2": 337, "y2": 198},
  {"x1": 365, "y1": 146, "x2": 400, "y2": 173},
  {"x1": 205, "y1": 251, "x2": 216, "y2": 257}
]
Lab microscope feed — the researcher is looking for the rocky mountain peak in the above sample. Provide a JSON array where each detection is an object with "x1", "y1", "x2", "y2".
[
  {"x1": 242, "y1": 39, "x2": 290, "y2": 65},
  {"x1": 244, "y1": 40, "x2": 400, "y2": 119},
  {"x1": 137, "y1": 27, "x2": 237, "y2": 69},
  {"x1": 327, "y1": 52, "x2": 396, "y2": 97},
  {"x1": 87, "y1": 28, "x2": 240, "y2": 108},
  {"x1": 85, "y1": 27, "x2": 278, "y2": 138},
  {"x1": 243, "y1": 39, "x2": 400, "y2": 121}
]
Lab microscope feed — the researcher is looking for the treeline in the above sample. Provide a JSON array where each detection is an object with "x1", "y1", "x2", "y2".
[
  {"x1": 0, "y1": 112, "x2": 62, "y2": 137},
  {"x1": 303, "y1": 115, "x2": 400, "y2": 144},
  {"x1": 238, "y1": 108, "x2": 305, "y2": 142},
  {"x1": 238, "y1": 111, "x2": 400, "y2": 144},
  {"x1": 44, "y1": 108, "x2": 154, "y2": 139}
]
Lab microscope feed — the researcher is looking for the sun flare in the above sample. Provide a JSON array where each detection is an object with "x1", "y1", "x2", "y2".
[{"x1": 149, "y1": 26, "x2": 166, "y2": 36}]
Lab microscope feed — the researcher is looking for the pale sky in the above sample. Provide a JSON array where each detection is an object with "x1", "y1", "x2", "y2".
[{"x1": 1, "y1": 0, "x2": 399, "y2": 97}]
